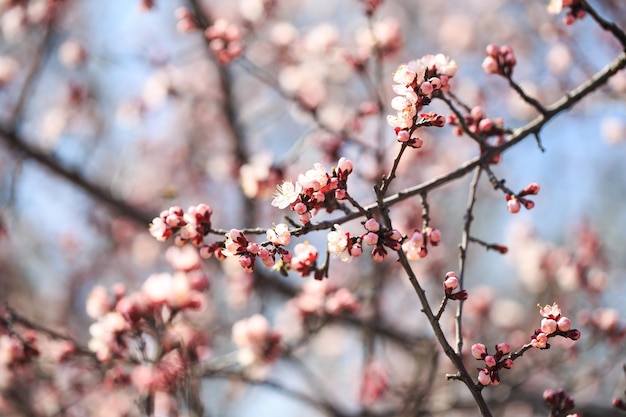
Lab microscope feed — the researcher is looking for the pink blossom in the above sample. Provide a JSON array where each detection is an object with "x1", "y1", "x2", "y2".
[
  {"x1": 327, "y1": 224, "x2": 351, "y2": 262},
  {"x1": 266, "y1": 223, "x2": 291, "y2": 246},
  {"x1": 539, "y1": 303, "x2": 562, "y2": 318},
  {"x1": 531, "y1": 332, "x2": 549, "y2": 349},
  {"x1": 290, "y1": 242, "x2": 318, "y2": 276},
  {"x1": 402, "y1": 230, "x2": 424, "y2": 260},
  {"x1": 325, "y1": 288, "x2": 360, "y2": 315}
]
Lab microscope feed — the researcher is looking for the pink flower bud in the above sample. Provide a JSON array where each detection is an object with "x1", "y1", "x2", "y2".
[
  {"x1": 478, "y1": 369, "x2": 491, "y2": 385},
  {"x1": 522, "y1": 199, "x2": 535, "y2": 210},
  {"x1": 478, "y1": 118, "x2": 493, "y2": 132},
  {"x1": 294, "y1": 202, "x2": 308, "y2": 214},
  {"x1": 363, "y1": 232, "x2": 379, "y2": 246},
  {"x1": 496, "y1": 342, "x2": 510, "y2": 355},
  {"x1": 485, "y1": 44, "x2": 499, "y2": 56},
  {"x1": 246, "y1": 242, "x2": 259, "y2": 254},
  {"x1": 541, "y1": 318, "x2": 558, "y2": 335},
  {"x1": 482, "y1": 56, "x2": 500, "y2": 74},
  {"x1": 239, "y1": 254, "x2": 253, "y2": 268},
  {"x1": 484, "y1": 355, "x2": 497, "y2": 368},
  {"x1": 471, "y1": 343, "x2": 487, "y2": 360},
  {"x1": 567, "y1": 329, "x2": 581, "y2": 340},
  {"x1": 396, "y1": 130, "x2": 410, "y2": 142},
  {"x1": 364, "y1": 218, "x2": 380, "y2": 232},
  {"x1": 420, "y1": 81, "x2": 434, "y2": 96},
  {"x1": 371, "y1": 245, "x2": 387, "y2": 262},
  {"x1": 502, "y1": 359, "x2": 514, "y2": 369},
  {"x1": 612, "y1": 397, "x2": 626, "y2": 411},
  {"x1": 428, "y1": 228, "x2": 441, "y2": 245},
  {"x1": 337, "y1": 157, "x2": 353, "y2": 174},
  {"x1": 507, "y1": 197, "x2": 521, "y2": 214},
  {"x1": 523, "y1": 182, "x2": 540, "y2": 195},
  {"x1": 444, "y1": 276, "x2": 459, "y2": 292},
  {"x1": 557, "y1": 316, "x2": 571, "y2": 331}
]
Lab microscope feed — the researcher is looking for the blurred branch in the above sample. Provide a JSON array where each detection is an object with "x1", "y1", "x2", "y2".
[
  {"x1": 455, "y1": 167, "x2": 482, "y2": 354},
  {"x1": 0, "y1": 125, "x2": 153, "y2": 225}
]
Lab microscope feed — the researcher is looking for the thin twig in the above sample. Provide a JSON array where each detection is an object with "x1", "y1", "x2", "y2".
[{"x1": 456, "y1": 167, "x2": 482, "y2": 355}]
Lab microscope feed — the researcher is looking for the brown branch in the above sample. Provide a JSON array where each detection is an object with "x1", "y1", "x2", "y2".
[
  {"x1": 455, "y1": 167, "x2": 482, "y2": 355},
  {"x1": 0, "y1": 125, "x2": 153, "y2": 225},
  {"x1": 286, "y1": 50, "x2": 626, "y2": 237}
]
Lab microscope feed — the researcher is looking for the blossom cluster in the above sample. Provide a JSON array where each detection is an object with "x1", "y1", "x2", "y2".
[
  {"x1": 547, "y1": 0, "x2": 586, "y2": 25},
  {"x1": 543, "y1": 388, "x2": 577, "y2": 416},
  {"x1": 149, "y1": 204, "x2": 213, "y2": 246},
  {"x1": 361, "y1": 218, "x2": 403, "y2": 263},
  {"x1": 221, "y1": 227, "x2": 293, "y2": 274},
  {"x1": 471, "y1": 342, "x2": 513, "y2": 386},
  {"x1": 506, "y1": 182, "x2": 540, "y2": 214},
  {"x1": 0, "y1": 330, "x2": 40, "y2": 367},
  {"x1": 388, "y1": 54, "x2": 456, "y2": 145},
  {"x1": 481, "y1": 44, "x2": 517, "y2": 76},
  {"x1": 87, "y1": 270, "x2": 209, "y2": 362},
  {"x1": 271, "y1": 157, "x2": 354, "y2": 224},
  {"x1": 204, "y1": 18, "x2": 244, "y2": 64},
  {"x1": 290, "y1": 280, "x2": 360, "y2": 318},
  {"x1": 531, "y1": 303, "x2": 580, "y2": 349},
  {"x1": 400, "y1": 227, "x2": 441, "y2": 260}
]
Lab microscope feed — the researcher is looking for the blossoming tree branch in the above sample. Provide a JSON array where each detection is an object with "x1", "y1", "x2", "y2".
[{"x1": 1, "y1": 0, "x2": 626, "y2": 416}]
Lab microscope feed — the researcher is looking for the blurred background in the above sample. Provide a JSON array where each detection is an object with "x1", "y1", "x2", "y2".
[{"x1": 1, "y1": 0, "x2": 626, "y2": 416}]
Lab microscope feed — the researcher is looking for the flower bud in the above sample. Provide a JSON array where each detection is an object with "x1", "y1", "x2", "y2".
[{"x1": 471, "y1": 343, "x2": 487, "y2": 360}]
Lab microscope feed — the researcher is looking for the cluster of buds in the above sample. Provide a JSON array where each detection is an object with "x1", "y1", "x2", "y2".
[
  {"x1": 327, "y1": 224, "x2": 363, "y2": 262},
  {"x1": 449, "y1": 106, "x2": 505, "y2": 139},
  {"x1": 547, "y1": 0, "x2": 586, "y2": 25},
  {"x1": 401, "y1": 227, "x2": 441, "y2": 260},
  {"x1": 387, "y1": 54, "x2": 457, "y2": 141},
  {"x1": 531, "y1": 303, "x2": 581, "y2": 349},
  {"x1": 271, "y1": 157, "x2": 354, "y2": 224},
  {"x1": 361, "y1": 218, "x2": 403, "y2": 263},
  {"x1": 149, "y1": 204, "x2": 212, "y2": 246},
  {"x1": 87, "y1": 274, "x2": 209, "y2": 361},
  {"x1": 231, "y1": 315, "x2": 282, "y2": 368},
  {"x1": 471, "y1": 342, "x2": 513, "y2": 386},
  {"x1": 482, "y1": 44, "x2": 517, "y2": 76},
  {"x1": 222, "y1": 227, "x2": 293, "y2": 274},
  {"x1": 506, "y1": 182, "x2": 540, "y2": 214},
  {"x1": 442, "y1": 271, "x2": 468, "y2": 300},
  {"x1": 0, "y1": 330, "x2": 40, "y2": 367},
  {"x1": 289, "y1": 241, "x2": 319, "y2": 277},
  {"x1": 543, "y1": 388, "x2": 577, "y2": 416},
  {"x1": 204, "y1": 19, "x2": 243, "y2": 64}
]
